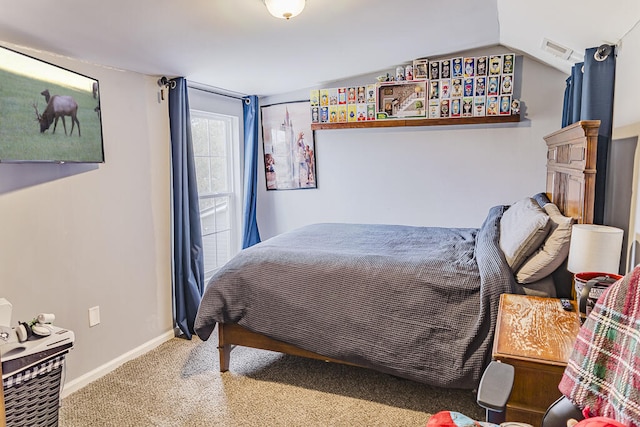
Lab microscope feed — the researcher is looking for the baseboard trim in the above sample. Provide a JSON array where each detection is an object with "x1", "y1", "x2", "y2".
[{"x1": 61, "y1": 330, "x2": 175, "y2": 398}]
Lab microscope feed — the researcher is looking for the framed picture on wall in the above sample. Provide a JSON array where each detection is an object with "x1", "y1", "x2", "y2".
[{"x1": 261, "y1": 100, "x2": 317, "y2": 191}]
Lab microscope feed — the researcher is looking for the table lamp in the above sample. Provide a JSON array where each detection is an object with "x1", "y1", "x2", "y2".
[{"x1": 567, "y1": 224, "x2": 624, "y2": 307}]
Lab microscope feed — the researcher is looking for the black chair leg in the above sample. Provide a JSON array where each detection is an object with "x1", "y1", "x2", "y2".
[{"x1": 486, "y1": 408, "x2": 506, "y2": 425}]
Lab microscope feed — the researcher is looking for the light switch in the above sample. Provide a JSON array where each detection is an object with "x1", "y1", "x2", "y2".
[{"x1": 89, "y1": 306, "x2": 100, "y2": 327}]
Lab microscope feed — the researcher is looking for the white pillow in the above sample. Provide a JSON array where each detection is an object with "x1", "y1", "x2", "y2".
[
  {"x1": 516, "y1": 203, "x2": 574, "y2": 284},
  {"x1": 500, "y1": 198, "x2": 551, "y2": 271}
]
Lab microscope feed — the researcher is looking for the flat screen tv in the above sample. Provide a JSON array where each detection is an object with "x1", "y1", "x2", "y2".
[{"x1": 0, "y1": 45, "x2": 104, "y2": 163}]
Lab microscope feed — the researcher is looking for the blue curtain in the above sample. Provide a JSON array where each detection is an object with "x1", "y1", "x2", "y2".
[
  {"x1": 241, "y1": 95, "x2": 261, "y2": 249},
  {"x1": 168, "y1": 77, "x2": 204, "y2": 339},
  {"x1": 561, "y1": 46, "x2": 616, "y2": 224},
  {"x1": 582, "y1": 47, "x2": 616, "y2": 224},
  {"x1": 561, "y1": 76, "x2": 572, "y2": 128},
  {"x1": 561, "y1": 63, "x2": 584, "y2": 127}
]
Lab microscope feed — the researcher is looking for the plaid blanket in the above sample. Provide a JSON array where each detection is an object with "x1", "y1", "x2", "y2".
[{"x1": 559, "y1": 265, "x2": 640, "y2": 426}]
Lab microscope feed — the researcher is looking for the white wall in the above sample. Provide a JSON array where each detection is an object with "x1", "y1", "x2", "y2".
[
  {"x1": 257, "y1": 49, "x2": 568, "y2": 239},
  {"x1": 0, "y1": 45, "x2": 173, "y2": 385}
]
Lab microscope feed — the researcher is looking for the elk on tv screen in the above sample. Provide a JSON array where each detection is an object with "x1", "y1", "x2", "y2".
[{"x1": 0, "y1": 45, "x2": 104, "y2": 163}]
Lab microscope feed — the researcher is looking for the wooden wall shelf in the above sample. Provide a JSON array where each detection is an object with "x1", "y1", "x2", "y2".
[{"x1": 311, "y1": 114, "x2": 521, "y2": 130}]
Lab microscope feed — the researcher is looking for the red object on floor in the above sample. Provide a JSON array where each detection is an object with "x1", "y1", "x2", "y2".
[{"x1": 573, "y1": 416, "x2": 626, "y2": 427}]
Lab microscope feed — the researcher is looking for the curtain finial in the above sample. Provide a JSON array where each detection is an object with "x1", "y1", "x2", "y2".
[
  {"x1": 158, "y1": 76, "x2": 177, "y2": 89},
  {"x1": 594, "y1": 44, "x2": 613, "y2": 62}
]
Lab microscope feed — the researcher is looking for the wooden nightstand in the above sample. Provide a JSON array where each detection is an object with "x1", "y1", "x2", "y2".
[{"x1": 492, "y1": 294, "x2": 581, "y2": 426}]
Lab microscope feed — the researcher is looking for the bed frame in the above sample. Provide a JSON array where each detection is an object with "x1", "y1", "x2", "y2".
[{"x1": 217, "y1": 120, "x2": 601, "y2": 372}]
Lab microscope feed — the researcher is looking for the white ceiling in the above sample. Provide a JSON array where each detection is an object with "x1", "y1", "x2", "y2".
[{"x1": 0, "y1": 0, "x2": 639, "y2": 126}]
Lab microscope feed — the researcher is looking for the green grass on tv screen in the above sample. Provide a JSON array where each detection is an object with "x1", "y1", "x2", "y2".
[{"x1": 0, "y1": 65, "x2": 104, "y2": 163}]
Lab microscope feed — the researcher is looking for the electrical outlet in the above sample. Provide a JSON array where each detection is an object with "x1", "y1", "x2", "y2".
[{"x1": 89, "y1": 306, "x2": 100, "y2": 327}]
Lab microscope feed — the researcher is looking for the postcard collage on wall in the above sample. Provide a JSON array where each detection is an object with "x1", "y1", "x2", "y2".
[{"x1": 310, "y1": 53, "x2": 519, "y2": 123}]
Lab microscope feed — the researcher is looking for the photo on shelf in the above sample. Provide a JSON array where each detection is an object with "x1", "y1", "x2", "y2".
[
  {"x1": 413, "y1": 58, "x2": 428, "y2": 80},
  {"x1": 376, "y1": 81, "x2": 427, "y2": 119}
]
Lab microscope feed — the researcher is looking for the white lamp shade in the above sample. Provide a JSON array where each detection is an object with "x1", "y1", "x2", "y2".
[
  {"x1": 264, "y1": 0, "x2": 306, "y2": 19},
  {"x1": 567, "y1": 224, "x2": 624, "y2": 274}
]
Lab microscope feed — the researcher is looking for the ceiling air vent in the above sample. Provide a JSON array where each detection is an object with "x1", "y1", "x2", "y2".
[{"x1": 541, "y1": 38, "x2": 573, "y2": 60}]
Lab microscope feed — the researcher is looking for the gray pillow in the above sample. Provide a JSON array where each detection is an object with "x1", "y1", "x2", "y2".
[
  {"x1": 519, "y1": 275, "x2": 557, "y2": 298},
  {"x1": 516, "y1": 203, "x2": 574, "y2": 284},
  {"x1": 532, "y1": 192, "x2": 551, "y2": 208},
  {"x1": 500, "y1": 197, "x2": 551, "y2": 271}
]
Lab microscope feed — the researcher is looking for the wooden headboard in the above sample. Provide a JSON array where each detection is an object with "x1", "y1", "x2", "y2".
[{"x1": 544, "y1": 120, "x2": 600, "y2": 225}]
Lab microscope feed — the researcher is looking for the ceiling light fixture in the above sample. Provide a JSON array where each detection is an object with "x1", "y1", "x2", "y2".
[{"x1": 264, "y1": 0, "x2": 306, "y2": 20}]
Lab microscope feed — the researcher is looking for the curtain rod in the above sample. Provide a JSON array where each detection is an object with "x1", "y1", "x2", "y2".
[{"x1": 186, "y1": 82, "x2": 248, "y2": 101}]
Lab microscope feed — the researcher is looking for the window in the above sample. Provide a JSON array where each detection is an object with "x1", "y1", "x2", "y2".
[{"x1": 191, "y1": 110, "x2": 240, "y2": 281}]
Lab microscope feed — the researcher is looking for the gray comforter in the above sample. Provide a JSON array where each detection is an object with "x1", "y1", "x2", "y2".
[{"x1": 195, "y1": 205, "x2": 517, "y2": 388}]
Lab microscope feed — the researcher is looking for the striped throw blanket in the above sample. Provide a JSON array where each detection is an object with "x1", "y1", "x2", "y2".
[{"x1": 559, "y1": 265, "x2": 640, "y2": 426}]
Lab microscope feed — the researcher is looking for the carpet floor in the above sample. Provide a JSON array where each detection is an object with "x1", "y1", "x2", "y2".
[{"x1": 59, "y1": 334, "x2": 484, "y2": 426}]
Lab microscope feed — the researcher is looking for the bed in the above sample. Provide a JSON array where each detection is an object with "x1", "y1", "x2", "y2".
[{"x1": 194, "y1": 120, "x2": 600, "y2": 389}]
